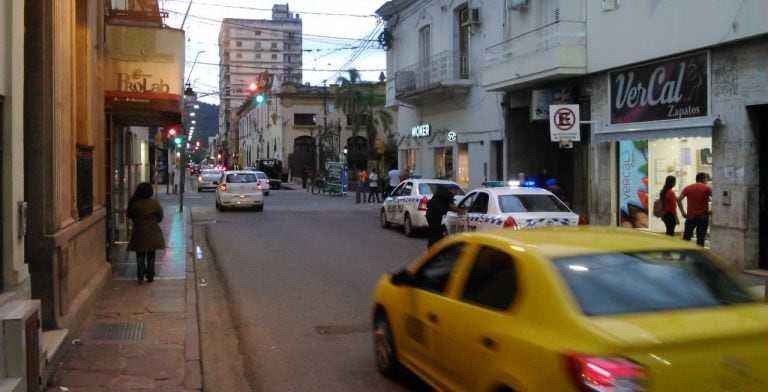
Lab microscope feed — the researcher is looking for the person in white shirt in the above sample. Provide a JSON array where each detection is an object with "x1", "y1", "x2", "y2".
[
  {"x1": 386, "y1": 167, "x2": 400, "y2": 195},
  {"x1": 368, "y1": 169, "x2": 381, "y2": 203}
]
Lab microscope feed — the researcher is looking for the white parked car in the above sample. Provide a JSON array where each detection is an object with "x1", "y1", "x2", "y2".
[
  {"x1": 250, "y1": 170, "x2": 271, "y2": 196},
  {"x1": 380, "y1": 178, "x2": 465, "y2": 237},
  {"x1": 442, "y1": 183, "x2": 581, "y2": 235},
  {"x1": 215, "y1": 170, "x2": 264, "y2": 211},
  {"x1": 197, "y1": 169, "x2": 223, "y2": 191}
]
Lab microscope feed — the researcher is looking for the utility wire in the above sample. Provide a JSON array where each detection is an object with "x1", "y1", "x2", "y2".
[{"x1": 162, "y1": 0, "x2": 376, "y2": 18}]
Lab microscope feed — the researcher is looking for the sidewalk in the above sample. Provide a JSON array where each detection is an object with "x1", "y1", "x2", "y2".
[{"x1": 45, "y1": 192, "x2": 201, "y2": 391}]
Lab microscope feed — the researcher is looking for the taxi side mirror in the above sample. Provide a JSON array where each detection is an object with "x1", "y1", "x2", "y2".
[{"x1": 390, "y1": 268, "x2": 414, "y2": 286}]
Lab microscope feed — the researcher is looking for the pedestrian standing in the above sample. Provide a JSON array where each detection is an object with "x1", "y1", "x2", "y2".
[
  {"x1": 386, "y1": 166, "x2": 400, "y2": 196},
  {"x1": 127, "y1": 182, "x2": 165, "y2": 284},
  {"x1": 659, "y1": 175, "x2": 679, "y2": 236},
  {"x1": 677, "y1": 172, "x2": 712, "y2": 246},
  {"x1": 426, "y1": 184, "x2": 466, "y2": 248},
  {"x1": 356, "y1": 168, "x2": 367, "y2": 203},
  {"x1": 544, "y1": 178, "x2": 569, "y2": 207},
  {"x1": 368, "y1": 168, "x2": 381, "y2": 203}
]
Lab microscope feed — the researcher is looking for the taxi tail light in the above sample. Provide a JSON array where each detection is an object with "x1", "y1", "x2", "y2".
[
  {"x1": 565, "y1": 353, "x2": 646, "y2": 392},
  {"x1": 257, "y1": 183, "x2": 263, "y2": 191},
  {"x1": 219, "y1": 183, "x2": 227, "y2": 192},
  {"x1": 503, "y1": 216, "x2": 519, "y2": 229},
  {"x1": 418, "y1": 196, "x2": 429, "y2": 211},
  {"x1": 578, "y1": 215, "x2": 587, "y2": 225}
]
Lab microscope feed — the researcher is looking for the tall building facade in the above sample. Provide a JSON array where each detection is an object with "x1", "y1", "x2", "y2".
[
  {"x1": 378, "y1": 0, "x2": 768, "y2": 270},
  {"x1": 218, "y1": 3, "x2": 302, "y2": 167},
  {"x1": 375, "y1": 0, "x2": 506, "y2": 192}
]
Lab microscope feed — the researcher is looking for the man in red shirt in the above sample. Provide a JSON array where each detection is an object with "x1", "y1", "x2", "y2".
[{"x1": 676, "y1": 172, "x2": 713, "y2": 246}]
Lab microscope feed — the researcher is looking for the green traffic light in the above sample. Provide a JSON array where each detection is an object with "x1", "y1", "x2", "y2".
[
  {"x1": 174, "y1": 136, "x2": 183, "y2": 145},
  {"x1": 255, "y1": 94, "x2": 265, "y2": 104}
]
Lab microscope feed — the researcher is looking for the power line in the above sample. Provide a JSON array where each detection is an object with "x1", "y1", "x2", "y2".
[
  {"x1": 163, "y1": 9, "x2": 376, "y2": 44},
  {"x1": 162, "y1": 0, "x2": 376, "y2": 18}
]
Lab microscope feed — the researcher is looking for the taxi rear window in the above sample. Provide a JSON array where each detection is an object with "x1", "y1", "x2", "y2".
[
  {"x1": 226, "y1": 173, "x2": 257, "y2": 183},
  {"x1": 498, "y1": 194, "x2": 570, "y2": 213},
  {"x1": 553, "y1": 250, "x2": 754, "y2": 316}
]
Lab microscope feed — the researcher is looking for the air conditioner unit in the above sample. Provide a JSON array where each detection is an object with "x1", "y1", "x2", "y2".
[
  {"x1": 461, "y1": 8, "x2": 480, "y2": 27},
  {"x1": 507, "y1": 0, "x2": 529, "y2": 11}
]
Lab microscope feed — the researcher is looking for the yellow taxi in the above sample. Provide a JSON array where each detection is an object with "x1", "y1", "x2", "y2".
[{"x1": 371, "y1": 226, "x2": 768, "y2": 391}]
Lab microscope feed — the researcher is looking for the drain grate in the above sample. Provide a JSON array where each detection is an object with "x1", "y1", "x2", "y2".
[
  {"x1": 87, "y1": 322, "x2": 145, "y2": 341},
  {"x1": 315, "y1": 323, "x2": 369, "y2": 336}
]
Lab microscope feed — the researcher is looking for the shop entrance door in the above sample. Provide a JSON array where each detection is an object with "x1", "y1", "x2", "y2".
[{"x1": 749, "y1": 105, "x2": 768, "y2": 268}]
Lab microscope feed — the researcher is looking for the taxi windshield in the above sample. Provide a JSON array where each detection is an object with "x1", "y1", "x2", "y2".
[
  {"x1": 553, "y1": 250, "x2": 755, "y2": 316},
  {"x1": 498, "y1": 194, "x2": 570, "y2": 213}
]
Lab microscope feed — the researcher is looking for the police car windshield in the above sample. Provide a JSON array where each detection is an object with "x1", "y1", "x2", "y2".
[
  {"x1": 418, "y1": 183, "x2": 465, "y2": 196},
  {"x1": 498, "y1": 194, "x2": 570, "y2": 213}
]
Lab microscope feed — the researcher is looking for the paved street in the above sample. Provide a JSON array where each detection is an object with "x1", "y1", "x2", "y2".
[{"x1": 188, "y1": 180, "x2": 432, "y2": 391}]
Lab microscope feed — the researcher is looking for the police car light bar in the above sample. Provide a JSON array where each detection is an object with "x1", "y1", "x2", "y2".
[{"x1": 481, "y1": 180, "x2": 537, "y2": 188}]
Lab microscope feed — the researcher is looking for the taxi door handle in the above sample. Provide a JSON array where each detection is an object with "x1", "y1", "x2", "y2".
[
  {"x1": 427, "y1": 312, "x2": 439, "y2": 324},
  {"x1": 480, "y1": 335, "x2": 498, "y2": 350}
]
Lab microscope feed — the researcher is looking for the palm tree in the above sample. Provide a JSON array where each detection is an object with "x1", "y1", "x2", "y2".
[
  {"x1": 359, "y1": 85, "x2": 392, "y2": 154},
  {"x1": 335, "y1": 69, "x2": 392, "y2": 161},
  {"x1": 335, "y1": 69, "x2": 364, "y2": 135}
]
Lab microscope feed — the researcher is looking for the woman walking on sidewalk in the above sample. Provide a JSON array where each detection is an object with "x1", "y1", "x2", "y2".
[{"x1": 128, "y1": 182, "x2": 165, "y2": 284}]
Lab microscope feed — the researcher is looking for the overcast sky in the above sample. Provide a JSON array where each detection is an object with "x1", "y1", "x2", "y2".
[{"x1": 159, "y1": 0, "x2": 388, "y2": 104}]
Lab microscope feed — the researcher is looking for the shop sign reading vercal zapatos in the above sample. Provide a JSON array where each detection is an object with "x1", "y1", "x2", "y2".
[{"x1": 609, "y1": 51, "x2": 708, "y2": 124}]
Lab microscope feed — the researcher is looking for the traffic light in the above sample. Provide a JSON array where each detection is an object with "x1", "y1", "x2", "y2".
[
  {"x1": 174, "y1": 135, "x2": 185, "y2": 146},
  {"x1": 166, "y1": 126, "x2": 177, "y2": 138},
  {"x1": 248, "y1": 82, "x2": 266, "y2": 105}
]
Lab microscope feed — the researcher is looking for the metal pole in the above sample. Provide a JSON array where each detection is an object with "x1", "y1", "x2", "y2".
[{"x1": 179, "y1": 146, "x2": 185, "y2": 213}]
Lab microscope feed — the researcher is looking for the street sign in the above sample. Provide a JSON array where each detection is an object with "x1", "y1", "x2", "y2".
[{"x1": 549, "y1": 104, "x2": 580, "y2": 142}]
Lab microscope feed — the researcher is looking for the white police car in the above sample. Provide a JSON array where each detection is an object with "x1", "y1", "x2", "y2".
[
  {"x1": 442, "y1": 181, "x2": 581, "y2": 234},
  {"x1": 380, "y1": 178, "x2": 465, "y2": 237}
]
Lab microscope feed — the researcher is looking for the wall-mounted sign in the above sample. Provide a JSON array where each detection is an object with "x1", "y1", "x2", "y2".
[
  {"x1": 447, "y1": 131, "x2": 457, "y2": 142},
  {"x1": 549, "y1": 104, "x2": 580, "y2": 141},
  {"x1": 411, "y1": 124, "x2": 431, "y2": 138},
  {"x1": 105, "y1": 25, "x2": 184, "y2": 113},
  {"x1": 609, "y1": 51, "x2": 709, "y2": 124}
]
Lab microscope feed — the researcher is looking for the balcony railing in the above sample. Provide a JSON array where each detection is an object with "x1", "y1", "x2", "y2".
[
  {"x1": 395, "y1": 51, "x2": 469, "y2": 97},
  {"x1": 483, "y1": 20, "x2": 586, "y2": 90}
]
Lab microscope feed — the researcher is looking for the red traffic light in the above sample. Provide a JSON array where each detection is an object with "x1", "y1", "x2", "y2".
[
  {"x1": 249, "y1": 82, "x2": 258, "y2": 93},
  {"x1": 168, "y1": 128, "x2": 177, "y2": 137}
]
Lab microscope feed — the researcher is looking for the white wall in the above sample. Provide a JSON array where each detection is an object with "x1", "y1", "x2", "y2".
[
  {"x1": 587, "y1": 0, "x2": 768, "y2": 72},
  {"x1": 385, "y1": 0, "x2": 507, "y2": 188}
]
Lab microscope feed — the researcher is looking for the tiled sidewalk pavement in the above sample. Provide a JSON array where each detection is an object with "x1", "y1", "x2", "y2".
[{"x1": 45, "y1": 193, "x2": 201, "y2": 391}]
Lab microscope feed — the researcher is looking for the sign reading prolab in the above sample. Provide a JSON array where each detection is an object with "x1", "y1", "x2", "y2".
[
  {"x1": 105, "y1": 25, "x2": 185, "y2": 113},
  {"x1": 609, "y1": 51, "x2": 709, "y2": 124},
  {"x1": 411, "y1": 124, "x2": 431, "y2": 138},
  {"x1": 549, "y1": 104, "x2": 580, "y2": 141}
]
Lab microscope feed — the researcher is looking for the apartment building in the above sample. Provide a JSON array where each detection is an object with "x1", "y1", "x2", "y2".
[
  {"x1": 376, "y1": 0, "x2": 506, "y2": 191},
  {"x1": 379, "y1": 0, "x2": 768, "y2": 269},
  {"x1": 218, "y1": 3, "x2": 303, "y2": 167}
]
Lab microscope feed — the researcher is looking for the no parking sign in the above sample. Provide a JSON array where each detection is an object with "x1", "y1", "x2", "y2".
[{"x1": 549, "y1": 104, "x2": 580, "y2": 142}]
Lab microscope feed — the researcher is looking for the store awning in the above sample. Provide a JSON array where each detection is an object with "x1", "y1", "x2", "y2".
[{"x1": 593, "y1": 115, "x2": 721, "y2": 143}]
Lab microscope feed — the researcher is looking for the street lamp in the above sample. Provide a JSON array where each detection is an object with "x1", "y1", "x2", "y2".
[{"x1": 185, "y1": 50, "x2": 206, "y2": 86}]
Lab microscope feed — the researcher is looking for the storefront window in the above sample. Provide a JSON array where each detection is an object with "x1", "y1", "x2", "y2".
[
  {"x1": 433, "y1": 147, "x2": 453, "y2": 179},
  {"x1": 618, "y1": 137, "x2": 711, "y2": 232},
  {"x1": 404, "y1": 149, "x2": 418, "y2": 177},
  {"x1": 457, "y1": 144, "x2": 469, "y2": 189}
]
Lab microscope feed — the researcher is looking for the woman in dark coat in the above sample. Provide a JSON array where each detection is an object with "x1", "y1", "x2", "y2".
[{"x1": 128, "y1": 182, "x2": 165, "y2": 284}]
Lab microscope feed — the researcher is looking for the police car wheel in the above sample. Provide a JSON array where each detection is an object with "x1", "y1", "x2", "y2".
[
  {"x1": 380, "y1": 209, "x2": 391, "y2": 228},
  {"x1": 403, "y1": 214, "x2": 415, "y2": 237}
]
